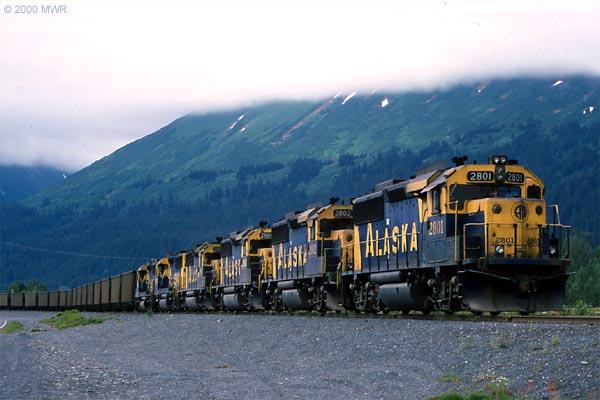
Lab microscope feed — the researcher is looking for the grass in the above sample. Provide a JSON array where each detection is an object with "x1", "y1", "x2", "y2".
[
  {"x1": 564, "y1": 300, "x2": 595, "y2": 316},
  {"x1": 490, "y1": 333, "x2": 511, "y2": 350},
  {"x1": 430, "y1": 394, "x2": 495, "y2": 400},
  {"x1": 40, "y1": 310, "x2": 109, "y2": 330},
  {"x1": 484, "y1": 378, "x2": 511, "y2": 400},
  {"x1": 438, "y1": 374, "x2": 462, "y2": 384},
  {"x1": 459, "y1": 335, "x2": 476, "y2": 350},
  {"x1": 432, "y1": 377, "x2": 512, "y2": 400},
  {"x1": 0, "y1": 320, "x2": 24, "y2": 334}
]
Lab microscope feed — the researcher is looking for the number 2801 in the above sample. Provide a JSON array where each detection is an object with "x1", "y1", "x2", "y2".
[
  {"x1": 428, "y1": 220, "x2": 444, "y2": 235},
  {"x1": 467, "y1": 171, "x2": 494, "y2": 181}
]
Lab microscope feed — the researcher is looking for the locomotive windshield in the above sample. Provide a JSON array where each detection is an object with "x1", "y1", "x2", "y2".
[
  {"x1": 202, "y1": 252, "x2": 220, "y2": 265},
  {"x1": 449, "y1": 184, "x2": 521, "y2": 210},
  {"x1": 249, "y1": 239, "x2": 271, "y2": 253},
  {"x1": 319, "y1": 218, "x2": 353, "y2": 236}
]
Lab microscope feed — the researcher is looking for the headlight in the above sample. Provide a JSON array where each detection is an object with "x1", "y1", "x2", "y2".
[
  {"x1": 549, "y1": 245, "x2": 558, "y2": 257},
  {"x1": 493, "y1": 156, "x2": 500, "y2": 164},
  {"x1": 536, "y1": 205, "x2": 543, "y2": 215},
  {"x1": 492, "y1": 204, "x2": 502, "y2": 214},
  {"x1": 495, "y1": 165, "x2": 506, "y2": 183},
  {"x1": 495, "y1": 245, "x2": 505, "y2": 256}
]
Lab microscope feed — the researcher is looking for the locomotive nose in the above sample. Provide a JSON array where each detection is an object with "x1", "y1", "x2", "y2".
[{"x1": 482, "y1": 198, "x2": 546, "y2": 258}]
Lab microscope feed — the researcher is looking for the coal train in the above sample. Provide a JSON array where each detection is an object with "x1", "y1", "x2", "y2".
[{"x1": 0, "y1": 155, "x2": 572, "y2": 316}]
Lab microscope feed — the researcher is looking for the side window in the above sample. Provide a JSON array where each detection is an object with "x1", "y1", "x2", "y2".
[
  {"x1": 527, "y1": 185, "x2": 542, "y2": 199},
  {"x1": 432, "y1": 188, "x2": 441, "y2": 215}
]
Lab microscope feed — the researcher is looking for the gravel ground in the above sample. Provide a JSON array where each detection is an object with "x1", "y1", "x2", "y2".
[{"x1": 0, "y1": 311, "x2": 598, "y2": 400}]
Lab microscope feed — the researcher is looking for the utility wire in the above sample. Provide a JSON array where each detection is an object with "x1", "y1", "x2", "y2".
[{"x1": 0, "y1": 241, "x2": 151, "y2": 261}]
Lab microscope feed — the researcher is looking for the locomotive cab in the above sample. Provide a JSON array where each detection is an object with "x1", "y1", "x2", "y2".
[
  {"x1": 189, "y1": 242, "x2": 221, "y2": 291},
  {"x1": 183, "y1": 242, "x2": 221, "y2": 310},
  {"x1": 310, "y1": 204, "x2": 354, "y2": 275},
  {"x1": 172, "y1": 251, "x2": 193, "y2": 309},
  {"x1": 219, "y1": 226, "x2": 272, "y2": 311},
  {"x1": 135, "y1": 263, "x2": 154, "y2": 310},
  {"x1": 270, "y1": 202, "x2": 354, "y2": 311},
  {"x1": 135, "y1": 265, "x2": 150, "y2": 295},
  {"x1": 153, "y1": 257, "x2": 173, "y2": 310}
]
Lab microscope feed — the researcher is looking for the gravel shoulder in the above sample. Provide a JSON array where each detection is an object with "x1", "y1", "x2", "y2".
[{"x1": 1, "y1": 311, "x2": 598, "y2": 400}]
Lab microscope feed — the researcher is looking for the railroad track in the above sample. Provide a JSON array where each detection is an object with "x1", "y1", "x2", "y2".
[
  {"x1": 495, "y1": 314, "x2": 600, "y2": 325},
  {"x1": 331, "y1": 312, "x2": 599, "y2": 325},
  {"x1": 213, "y1": 310, "x2": 600, "y2": 325},
  {"x1": 3, "y1": 307, "x2": 597, "y2": 324}
]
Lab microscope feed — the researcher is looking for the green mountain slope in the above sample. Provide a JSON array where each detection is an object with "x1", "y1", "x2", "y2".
[
  {"x1": 2, "y1": 76, "x2": 599, "y2": 295},
  {"x1": 26, "y1": 77, "x2": 598, "y2": 209},
  {"x1": 0, "y1": 165, "x2": 67, "y2": 203}
]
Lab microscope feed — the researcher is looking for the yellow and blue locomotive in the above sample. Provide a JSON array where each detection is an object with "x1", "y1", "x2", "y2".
[
  {"x1": 348, "y1": 155, "x2": 570, "y2": 314},
  {"x1": 266, "y1": 201, "x2": 354, "y2": 311},
  {"x1": 181, "y1": 242, "x2": 221, "y2": 310},
  {"x1": 218, "y1": 225, "x2": 272, "y2": 311},
  {"x1": 134, "y1": 262, "x2": 152, "y2": 310}
]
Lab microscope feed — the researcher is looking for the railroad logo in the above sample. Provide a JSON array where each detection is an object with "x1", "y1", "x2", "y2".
[{"x1": 512, "y1": 202, "x2": 528, "y2": 222}]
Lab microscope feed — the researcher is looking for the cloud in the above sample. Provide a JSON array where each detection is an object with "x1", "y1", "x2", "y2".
[{"x1": 0, "y1": 0, "x2": 598, "y2": 170}]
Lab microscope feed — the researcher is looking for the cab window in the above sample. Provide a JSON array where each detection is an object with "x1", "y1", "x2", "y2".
[
  {"x1": 527, "y1": 185, "x2": 542, "y2": 199},
  {"x1": 431, "y1": 188, "x2": 441, "y2": 214},
  {"x1": 449, "y1": 184, "x2": 522, "y2": 210},
  {"x1": 319, "y1": 218, "x2": 353, "y2": 236},
  {"x1": 249, "y1": 239, "x2": 270, "y2": 253},
  {"x1": 497, "y1": 185, "x2": 521, "y2": 198}
]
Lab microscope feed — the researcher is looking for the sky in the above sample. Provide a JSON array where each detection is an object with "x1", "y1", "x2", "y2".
[{"x1": 1, "y1": 0, "x2": 599, "y2": 171}]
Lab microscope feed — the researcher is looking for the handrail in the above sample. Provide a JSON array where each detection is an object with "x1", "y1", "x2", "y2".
[
  {"x1": 548, "y1": 204, "x2": 561, "y2": 225},
  {"x1": 445, "y1": 201, "x2": 460, "y2": 263}
]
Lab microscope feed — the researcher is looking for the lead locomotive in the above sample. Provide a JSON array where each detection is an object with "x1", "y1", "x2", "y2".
[{"x1": 347, "y1": 155, "x2": 570, "y2": 315}]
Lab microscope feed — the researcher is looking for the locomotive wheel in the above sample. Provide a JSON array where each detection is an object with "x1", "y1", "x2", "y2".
[
  {"x1": 472, "y1": 311, "x2": 482, "y2": 316},
  {"x1": 490, "y1": 311, "x2": 501, "y2": 317},
  {"x1": 401, "y1": 309, "x2": 410, "y2": 315},
  {"x1": 519, "y1": 311, "x2": 531, "y2": 316}
]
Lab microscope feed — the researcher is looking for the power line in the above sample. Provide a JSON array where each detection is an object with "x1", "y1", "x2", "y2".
[{"x1": 0, "y1": 241, "x2": 151, "y2": 261}]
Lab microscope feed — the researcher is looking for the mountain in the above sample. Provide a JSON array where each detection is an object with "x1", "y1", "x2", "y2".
[
  {"x1": 1, "y1": 76, "x2": 599, "y2": 296},
  {"x1": 0, "y1": 165, "x2": 68, "y2": 203}
]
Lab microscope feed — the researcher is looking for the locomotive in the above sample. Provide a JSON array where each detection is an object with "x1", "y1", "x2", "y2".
[
  {"x1": 0, "y1": 155, "x2": 571, "y2": 315},
  {"x1": 346, "y1": 155, "x2": 570, "y2": 315}
]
